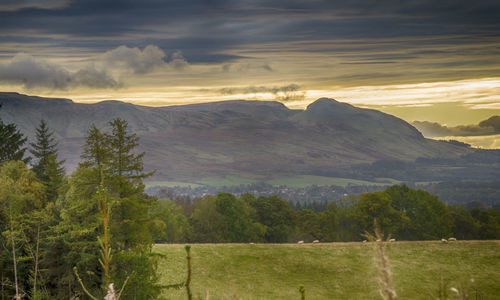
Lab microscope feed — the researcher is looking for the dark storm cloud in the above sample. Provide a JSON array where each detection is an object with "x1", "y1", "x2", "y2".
[
  {"x1": 0, "y1": 0, "x2": 68, "y2": 11},
  {"x1": 0, "y1": 53, "x2": 119, "y2": 89},
  {"x1": 1, "y1": 0, "x2": 499, "y2": 64},
  {"x1": 0, "y1": 44, "x2": 188, "y2": 89}
]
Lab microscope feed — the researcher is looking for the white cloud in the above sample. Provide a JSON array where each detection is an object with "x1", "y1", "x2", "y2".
[
  {"x1": 170, "y1": 51, "x2": 188, "y2": 70},
  {"x1": 219, "y1": 84, "x2": 304, "y2": 101},
  {"x1": 103, "y1": 45, "x2": 167, "y2": 74}
]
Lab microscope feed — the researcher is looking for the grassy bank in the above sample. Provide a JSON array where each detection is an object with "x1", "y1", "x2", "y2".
[{"x1": 156, "y1": 241, "x2": 500, "y2": 299}]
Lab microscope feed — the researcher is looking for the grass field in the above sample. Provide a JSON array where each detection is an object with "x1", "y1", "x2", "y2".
[
  {"x1": 146, "y1": 175, "x2": 401, "y2": 189},
  {"x1": 156, "y1": 241, "x2": 500, "y2": 299},
  {"x1": 267, "y1": 175, "x2": 400, "y2": 188},
  {"x1": 145, "y1": 181, "x2": 204, "y2": 188}
]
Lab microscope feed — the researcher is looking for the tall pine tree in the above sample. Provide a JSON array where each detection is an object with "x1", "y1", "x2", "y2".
[
  {"x1": 80, "y1": 123, "x2": 111, "y2": 185},
  {"x1": 108, "y1": 118, "x2": 153, "y2": 198},
  {"x1": 104, "y1": 119, "x2": 162, "y2": 299},
  {"x1": 29, "y1": 119, "x2": 65, "y2": 202},
  {"x1": 59, "y1": 119, "x2": 162, "y2": 299},
  {"x1": 0, "y1": 104, "x2": 29, "y2": 164},
  {"x1": 30, "y1": 120, "x2": 58, "y2": 178}
]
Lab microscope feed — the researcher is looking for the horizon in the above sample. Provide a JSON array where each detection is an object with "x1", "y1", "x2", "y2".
[
  {"x1": 2, "y1": 91, "x2": 499, "y2": 149},
  {"x1": 1, "y1": 0, "x2": 500, "y2": 147}
]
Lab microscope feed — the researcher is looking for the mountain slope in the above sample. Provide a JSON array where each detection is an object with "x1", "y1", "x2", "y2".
[{"x1": 0, "y1": 92, "x2": 474, "y2": 182}]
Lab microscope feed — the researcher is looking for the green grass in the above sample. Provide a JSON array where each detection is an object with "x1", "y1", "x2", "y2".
[
  {"x1": 267, "y1": 175, "x2": 398, "y2": 188},
  {"x1": 156, "y1": 241, "x2": 500, "y2": 299},
  {"x1": 145, "y1": 181, "x2": 203, "y2": 188},
  {"x1": 197, "y1": 176, "x2": 259, "y2": 187},
  {"x1": 147, "y1": 175, "x2": 401, "y2": 189}
]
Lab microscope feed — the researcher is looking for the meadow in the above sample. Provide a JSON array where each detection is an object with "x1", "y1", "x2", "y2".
[
  {"x1": 146, "y1": 175, "x2": 399, "y2": 189},
  {"x1": 157, "y1": 241, "x2": 500, "y2": 299}
]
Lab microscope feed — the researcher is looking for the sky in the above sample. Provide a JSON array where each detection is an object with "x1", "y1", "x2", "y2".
[{"x1": 1, "y1": 0, "x2": 500, "y2": 146}]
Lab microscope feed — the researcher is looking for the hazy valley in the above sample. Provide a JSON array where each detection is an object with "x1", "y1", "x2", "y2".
[{"x1": 2, "y1": 92, "x2": 500, "y2": 207}]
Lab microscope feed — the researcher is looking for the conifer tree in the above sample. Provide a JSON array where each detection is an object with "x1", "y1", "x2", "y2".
[
  {"x1": 62, "y1": 119, "x2": 162, "y2": 299},
  {"x1": 0, "y1": 105, "x2": 29, "y2": 163},
  {"x1": 30, "y1": 120, "x2": 60, "y2": 178},
  {"x1": 43, "y1": 153, "x2": 66, "y2": 202},
  {"x1": 107, "y1": 118, "x2": 153, "y2": 198},
  {"x1": 80, "y1": 123, "x2": 112, "y2": 185},
  {"x1": 29, "y1": 119, "x2": 65, "y2": 202}
]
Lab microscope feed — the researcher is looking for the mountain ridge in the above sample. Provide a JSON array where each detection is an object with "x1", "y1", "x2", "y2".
[{"x1": 0, "y1": 92, "x2": 477, "y2": 182}]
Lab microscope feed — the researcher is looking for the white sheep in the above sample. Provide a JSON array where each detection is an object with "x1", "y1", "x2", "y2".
[
  {"x1": 297, "y1": 240, "x2": 304, "y2": 244},
  {"x1": 441, "y1": 238, "x2": 448, "y2": 243},
  {"x1": 312, "y1": 240, "x2": 319, "y2": 243},
  {"x1": 448, "y1": 237, "x2": 457, "y2": 241},
  {"x1": 389, "y1": 238, "x2": 396, "y2": 242}
]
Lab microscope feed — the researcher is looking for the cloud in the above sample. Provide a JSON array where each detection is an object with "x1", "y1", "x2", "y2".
[
  {"x1": 222, "y1": 63, "x2": 274, "y2": 72},
  {"x1": 72, "y1": 64, "x2": 122, "y2": 89},
  {"x1": 412, "y1": 116, "x2": 500, "y2": 137},
  {"x1": 0, "y1": 44, "x2": 186, "y2": 90},
  {"x1": 0, "y1": 0, "x2": 69, "y2": 11},
  {"x1": 169, "y1": 51, "x2": 188, "y2": 70},
  {"x1": 103, "y1": 45, "x2": 166, "y2": 74},
  {"x1": 0, "y1": 53, "x2": 118, "y2": 90},
  {"x1": 436, "y1": 134, "x2": 500, "y2": 149},
  {"x1": 219, "y1": 84, "x2": 305, "y2": 101},
  {"x1": 102, "y1": 45, "x2": 189, "y2": 73}
]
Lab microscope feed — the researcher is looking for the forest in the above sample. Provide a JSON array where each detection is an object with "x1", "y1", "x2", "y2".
[{"x1": 1, "y1": 112, "x2": 499, "y2": 299}]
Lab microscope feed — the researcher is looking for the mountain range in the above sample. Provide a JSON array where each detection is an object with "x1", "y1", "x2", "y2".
[{"x1": 1, "y1": 92, "x2": 495, "y2": 185}]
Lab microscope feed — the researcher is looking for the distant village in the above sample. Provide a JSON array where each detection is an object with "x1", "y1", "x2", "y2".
[{"x1": 147, "y1": 183, "x2": 391, "y2": 211}]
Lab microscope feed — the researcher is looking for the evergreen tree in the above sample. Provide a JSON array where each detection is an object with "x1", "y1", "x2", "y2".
[
  {"x1": 42, "y1": 167, "x2": 102, "y2": 299},
  {"x1": 43, "y1": 153, "x2": 66, "y2": 202},
  {"x1": 80, "y1": 123, "x2": 111, "y2": 185},
  {"x1": 107, "y1": 118, "x2": 153, "y2": 198},
  {"x1": 29, "y1": 120, "x2": 61, "y2": 177},
  {"x1": 30, "y1": 119, "x2": 65, "y2": 202},
  {"x1": 0, "y1": 105, "x2": 29, "y2": 163},
  {"x1": 65, "y1": 119, "x2": 162, "y2": 299}
]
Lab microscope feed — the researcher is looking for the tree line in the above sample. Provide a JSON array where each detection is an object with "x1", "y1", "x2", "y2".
[{"x1": 157, "y1": 185, "x2": 500, "y2": 244}]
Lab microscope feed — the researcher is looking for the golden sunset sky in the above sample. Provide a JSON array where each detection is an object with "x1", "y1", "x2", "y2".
[{"x1": 1, "y1": 0, "x2": 499, "y2": 147}]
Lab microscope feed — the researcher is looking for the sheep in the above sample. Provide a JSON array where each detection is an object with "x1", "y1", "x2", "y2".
[
  {"x1": 312, "y1": 240, "x2": 320, "y2": 244},
  {"x1": 297, "y1": 240, "x2": 304, "y2": 244},
  {"x1": 441, "y1": 238, "x2": 448, "y2": 243},
  {"x1": 362, "y1": 240, "x2": 367, "y2": 243},
  {"x1": 448, "y1": 237, "x2": 457, "y2": 241},
  {"x1": 389, "y1": 238, "x2": 396, "y2": 242}
]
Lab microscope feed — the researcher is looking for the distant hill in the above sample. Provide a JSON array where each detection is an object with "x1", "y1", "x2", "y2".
[{"x1": 0, "y1": 92, "x2": 488, "y2": 184}]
